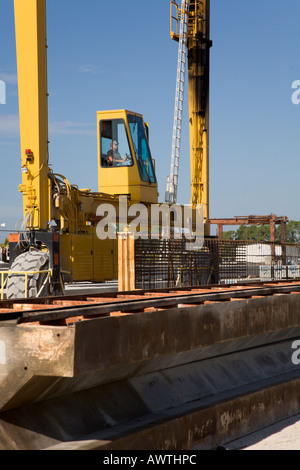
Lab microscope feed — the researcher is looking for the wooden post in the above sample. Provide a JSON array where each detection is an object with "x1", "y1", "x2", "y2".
[{"x1": 118, "y1": 232, "x2": 135, "y2": 292}]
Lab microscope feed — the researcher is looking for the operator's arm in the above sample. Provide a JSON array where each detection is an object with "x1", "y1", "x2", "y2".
[{"x1": 114, "y1": 153, "x2": 126, "y2": 163}]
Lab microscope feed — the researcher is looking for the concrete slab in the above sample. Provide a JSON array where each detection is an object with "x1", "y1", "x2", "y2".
[{"x1": 226, "y1": 414, "x2": 300, "y2": 450}]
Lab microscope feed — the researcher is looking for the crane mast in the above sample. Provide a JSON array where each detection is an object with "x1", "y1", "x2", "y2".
[
  {"x1": 188, "y1": 0, "x2": 211, "y2": 235},
  {"x1": 14, "y1": 0, "x2": 50, "y2": 230},
  {"x1": 166, "y1": 0, "x2": 212, "y2": 236},
  {"x1": 165, "y1": 0, "x2": 190, "y2": 206}
]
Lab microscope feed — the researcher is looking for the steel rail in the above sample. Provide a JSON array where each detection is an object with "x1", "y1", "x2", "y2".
[{"x1": 1, "y1": 279, "x2": 300, "y2": 324}]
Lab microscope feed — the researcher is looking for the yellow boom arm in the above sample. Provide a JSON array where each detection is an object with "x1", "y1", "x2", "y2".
[
  {"x1": 170, "y1": 0, "x2": 212, "y2": 235},
  {"x1": 187, "y1": 0, "x2": 211, "y2": 234},
  {"x1": 14, "y1": 0, "x2": 50, "y2": 230}
]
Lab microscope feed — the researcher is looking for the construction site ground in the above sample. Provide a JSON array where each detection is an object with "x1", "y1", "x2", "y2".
[
  {"x1": 64, "y1": 280, "x2": 119, "y2": 296},
  {"x1": 226, "y1": 413, "x2": 300, "y2": 450}
]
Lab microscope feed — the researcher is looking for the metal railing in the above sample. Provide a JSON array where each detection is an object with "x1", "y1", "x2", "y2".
[
  {"x1": 0, "y1": 269, "x2": 67, "y2": 300},
  {"x1": 0, "y1": 269, "x2": 52, "y2": 300}
]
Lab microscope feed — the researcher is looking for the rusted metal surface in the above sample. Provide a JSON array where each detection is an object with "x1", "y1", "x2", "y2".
[
  {"x1": 67, "y1": 376, "x2": 300, "y2": 451},
  {"x1": 1, "y1": 337, "x2": 300, "y2": 450},
  {"x1": 1, "y1": 280, "x2": 300, "y2": 449},
  {"x1": 210, "y1": 214, "x2": 288, "y2": 244},
  {"x1": 1, "y1": 279, "x2": 300, "y2": 324}
]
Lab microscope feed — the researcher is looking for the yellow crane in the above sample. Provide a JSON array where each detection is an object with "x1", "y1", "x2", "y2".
[
  {"x1": 166, "y1": 0, "x2": 211, "y2": 235},
  {"x1": 6, "y1": 0, "x2": 211, "y2": 299}
]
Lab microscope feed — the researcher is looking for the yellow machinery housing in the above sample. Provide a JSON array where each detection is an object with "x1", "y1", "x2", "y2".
[
  {"x1": 97, "y1": 110, "x2": 158, "y2": 205},
  {"x1": 59, "y1": 109, "x2": 159, "y2": 284}
]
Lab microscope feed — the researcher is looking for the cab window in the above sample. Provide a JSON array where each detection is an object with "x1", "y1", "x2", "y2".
[
  {"x1": 100, "y1": 119, "x2": 133, "y2": 167},
  {"x1": 127, "y1": 114, "x2": 156, "y2": 183}
]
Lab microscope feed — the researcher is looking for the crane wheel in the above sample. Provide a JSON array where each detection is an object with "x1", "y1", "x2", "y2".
[{"x1": 6, "y1": 250, "x2": 51, "y2": 300}]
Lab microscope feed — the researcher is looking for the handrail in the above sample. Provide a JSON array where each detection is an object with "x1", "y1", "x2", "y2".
[{"x1": 0, "y1": 269, "x2": 52, "y2": 300}]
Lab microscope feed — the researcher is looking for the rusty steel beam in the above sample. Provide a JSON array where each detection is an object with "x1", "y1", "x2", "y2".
[
  {"x1": 1, "y1": 282, "x2": 300, "y2": 449},
  {"x1": 210, "y1": 215, "x2": 289, "y2": 225},
  {"x1": 210, "y1": 214, "x2": 289, "y2": 244},
  {"x1": 0, "y1": 280, "x2": 300, "y2": 325},
  {"x1": 47, "y1": 375, "x2": 300, "y2": 451}
]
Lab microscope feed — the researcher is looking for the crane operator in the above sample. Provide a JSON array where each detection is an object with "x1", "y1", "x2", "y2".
[{"x1": 107, "y1": 141, "x2": 131, "y2": 166}]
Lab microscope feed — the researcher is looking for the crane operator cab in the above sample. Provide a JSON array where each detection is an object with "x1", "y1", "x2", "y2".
[{"x1": 97, "y1": 110, "x2": 158, "y2": 205}]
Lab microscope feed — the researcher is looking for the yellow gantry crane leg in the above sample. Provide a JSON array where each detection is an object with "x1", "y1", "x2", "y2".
[
  {"x1": 187, "y1": 0, "x2": 211, "y2": 236},
  {"x1": 14, "y1": 0, "x2": 50, "y2": 230},
  {"x1": 169, "y1": 0, "x2": 212, "y2": 236}
]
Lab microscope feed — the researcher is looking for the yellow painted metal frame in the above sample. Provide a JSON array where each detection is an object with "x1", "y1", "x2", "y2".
[
  {"x1": 170, "y1": 0, "x2": 186, "y2": 41},
  {"x1": 14, "y1": 0, "x2": 51, "y2": 230},
  {"x1": 170, "y1": 1, "x2": 211, "y2": 235},
  {"x1": 0, "y1": 269, "x2": 51, "y2": 300},
  {"x1": 59, "y1": 233, "x2": 118, "y2": 283},
  {"x1": 187, "y1": 1, "x2": 210, "y2": 234},
  {"x1": 12, "y1": 0, "x2": 210, "y2": 289},
  {"x1": 0, "y1": 269, "x2": 67, "y2": 300}
]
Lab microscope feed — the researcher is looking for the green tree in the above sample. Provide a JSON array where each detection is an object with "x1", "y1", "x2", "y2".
[
  {"x1": 222, "y1": 230, "x2": 236, "y2": 240},
  {"x1": 285, "y1": 220, "x2": 300, "y2": 242},
  {"x1": 0, "y1": 238, "x2": 8, "y2": 248},
  {"x1": 234, "y1": 225, "x2": 270, "y2": 241},
  {"x1": 223, "y1": 221, "x2": 300, "y2": 243}
]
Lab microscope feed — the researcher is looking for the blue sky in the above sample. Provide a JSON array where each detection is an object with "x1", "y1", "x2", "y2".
[{"x1": 0, "y1": 0, "x2": 300, "y2": 242}]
